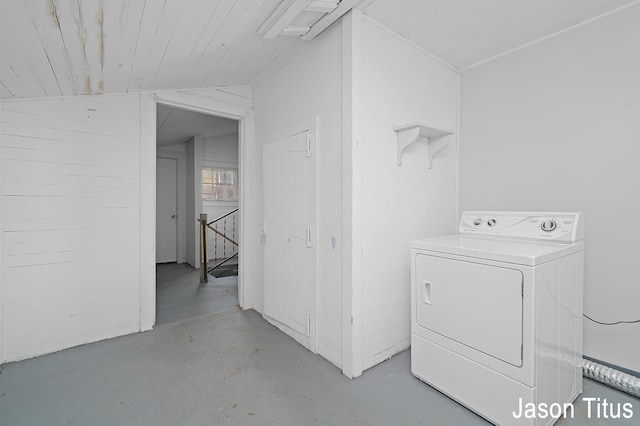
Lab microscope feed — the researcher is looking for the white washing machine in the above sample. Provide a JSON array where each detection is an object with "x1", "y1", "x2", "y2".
[{"x1": 411, "y1": 211, "x2": 584, "y2": 426}]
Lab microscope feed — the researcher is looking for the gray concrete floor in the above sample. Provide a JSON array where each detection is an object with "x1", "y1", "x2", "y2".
[
  {"x1": 156, "y1": 262, "x2": 239, "y2": 325},
  {"x1": 0, "y1": 268, "x2": 638, "y2": 425}
]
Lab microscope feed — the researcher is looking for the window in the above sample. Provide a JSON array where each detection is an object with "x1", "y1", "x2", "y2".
[{"x1": 202, "y1": 167, "x2": 237, "y2": 201}]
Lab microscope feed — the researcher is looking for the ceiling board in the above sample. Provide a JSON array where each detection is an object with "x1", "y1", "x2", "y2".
[
  {"x1": 23, "y1": 0, "x2": 75, "y2": 96},
  {"x1": 0, "y1": 2, "x2": 57, "y2": 98},
  {"x1": 0, "y1": 0, "x2": 638, "y2": 100},
  {"x1": 147, "y1": 0, "x2": 219, "y2": 90},
  {"x1": 156, "y1": 104, "x2": 238, "y2": 147},
  {"x1": 187, "y1": 0, "x2": 272, "y2": 88}
]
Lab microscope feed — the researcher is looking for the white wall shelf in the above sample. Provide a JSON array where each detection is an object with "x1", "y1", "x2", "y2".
[{"x1": 393, "y1": 123, "x2": 454, "y2": 169}]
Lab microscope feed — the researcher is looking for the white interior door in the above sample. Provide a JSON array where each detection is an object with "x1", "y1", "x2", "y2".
[
  {"x1": 263, "y1": 130, "x2": 316, "y2": 349},
  {"x1": 156, "y1": 157, "x2": 178, "y2": 263}
]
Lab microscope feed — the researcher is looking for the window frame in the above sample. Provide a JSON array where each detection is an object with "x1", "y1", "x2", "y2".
[{"x1": 202, "y1": 164, "x2": 238, "y2": 202}]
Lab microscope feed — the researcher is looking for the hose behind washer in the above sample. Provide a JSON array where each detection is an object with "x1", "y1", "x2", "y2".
[{"x1": 583, "y1": 359, "x2": 640, "y2": 398}]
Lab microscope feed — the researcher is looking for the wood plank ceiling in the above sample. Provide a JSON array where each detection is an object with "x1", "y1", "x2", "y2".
[
  {"x1": 0, "y1": 0, "x2": 307, "y2": 99},
  {"x1": 0, "y1": 0, "x2": 637, "y2": 100},
  {"x1": 156, "y1": 104, "x2": 238, "y2": 146}
]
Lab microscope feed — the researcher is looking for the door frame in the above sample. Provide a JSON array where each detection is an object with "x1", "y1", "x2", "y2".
[
  {"x1": 0, "y1": 104, "x2": 4, "y2": 362},
  {"x1": 139, "y1": 90, "x2": 255, "y2": 330}
]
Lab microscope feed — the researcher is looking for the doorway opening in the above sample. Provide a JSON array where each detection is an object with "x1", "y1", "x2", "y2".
[{"x1": 154, "y1": 103, "x2": 241, "y2": 325}]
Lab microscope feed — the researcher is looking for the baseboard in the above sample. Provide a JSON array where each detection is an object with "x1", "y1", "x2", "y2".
[{"x1": 583, "y1": 355, "x2": 640, "y2": 378}]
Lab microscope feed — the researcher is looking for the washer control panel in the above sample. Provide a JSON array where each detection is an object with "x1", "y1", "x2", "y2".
[
  {"x1": 540, "y1": 220, "x2": 557, "y2": 232},
  {"x1": 460, "y1": 211, "x2": 583, "y2": 242}
]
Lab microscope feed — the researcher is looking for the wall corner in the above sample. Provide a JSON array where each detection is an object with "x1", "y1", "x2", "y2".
[
  {"x1": 139, "y1": 93, "x2": 157, "y2": 331},
  {"x1": 341, "y1": 7, "x2": 364, "y2": 378}
]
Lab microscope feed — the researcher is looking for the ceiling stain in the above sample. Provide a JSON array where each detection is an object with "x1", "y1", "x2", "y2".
[
  {"x1": 74, "y1": 0, "x2": 90, "y2": 94},
  {"x1": 98, "y1": 4, "x2": 104, "y2": 94},
  {"x1": 98, "y1": 7, "x2": 104, "y2": 65},
  {"x1": 75, "y1": 0, "x2": 104, "y2": 95},
  {"x1": 49, "y1": 0, "x2": 61, "y2": 30}
]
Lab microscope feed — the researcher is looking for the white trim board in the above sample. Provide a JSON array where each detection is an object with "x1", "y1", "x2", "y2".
[
  {"x1": 341, "y1": 9, "x2": 364, "y2": 379},
  {"x1": 0, "y1": 102, "x2": 4, "y2": 363},
  {"x1": 140, "y1": 93, "x2": 157, "y2": 331}
]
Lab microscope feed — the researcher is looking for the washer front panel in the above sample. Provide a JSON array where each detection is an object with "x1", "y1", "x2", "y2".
[{"x1": 415, "y1": 253, "x2": 524, "y2": 367}]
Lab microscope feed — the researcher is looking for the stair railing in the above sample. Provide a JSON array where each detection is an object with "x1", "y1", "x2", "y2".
[{"x1": 198, "y1": 208, "x2": 239, "y2": 282}]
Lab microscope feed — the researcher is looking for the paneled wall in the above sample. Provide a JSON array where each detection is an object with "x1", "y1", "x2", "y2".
[
  {"x1": 0, "y1": 86, "x2": 255, "y2": 363},
  {"x1": 0, "y1": 94, "x2": 143, "y2": 362}
]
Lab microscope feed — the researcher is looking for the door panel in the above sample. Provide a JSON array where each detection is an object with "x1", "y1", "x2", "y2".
[
  {"x1": 415, "y1": 254, "x2": 523, "y2": 366},
  {"x1": 263, "y1": 131, "x2": 316, "y2": 347},
  {"x1": 156, "y1": 157, "x2": 178, "y2": 263}
]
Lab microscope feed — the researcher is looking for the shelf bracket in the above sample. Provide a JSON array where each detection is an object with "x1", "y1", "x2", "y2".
[{"x1": 393, "y1": 123, "x2": 454, "y2": 169}]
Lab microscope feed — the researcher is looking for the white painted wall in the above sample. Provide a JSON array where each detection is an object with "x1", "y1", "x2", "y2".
[
  {"x1": 459, "y1": 4, "x2": 640, "y2": 372},
  {"x1": 254, "y1": 20, "x2": 344, "y2": 368},
  {"x1": 356, "y1": 15, "x2": 459, "y2": 373},
  {"x1": 203, "y1": 134, "x2": 238, "y2": 163},
  {"x1": 0, "y1": 94, "x2": 145, "y2": 362},
  {"x1": 255, "y1": 11, "x2": 459, "y2": 377},
  {"x1": 0, "y1": 86, "x2": 255, "y2": 363}
]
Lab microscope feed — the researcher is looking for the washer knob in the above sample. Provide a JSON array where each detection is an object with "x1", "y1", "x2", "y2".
[
  {"x1": 541, "y1": 220, "x2": 557, "y2": 232},
  {"x1": 473, "y1": 218, "x2": 482, "y2": 226},
  {"x1": 487, "y1": 218, "x2": 497, "y2": 228}
]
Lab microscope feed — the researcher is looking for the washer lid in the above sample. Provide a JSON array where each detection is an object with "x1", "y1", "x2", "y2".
[{"x1": 411, "y1": 235, "x2": 584, "y2": 266}]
